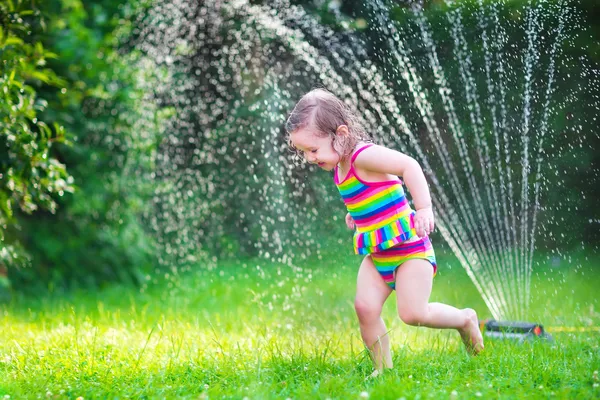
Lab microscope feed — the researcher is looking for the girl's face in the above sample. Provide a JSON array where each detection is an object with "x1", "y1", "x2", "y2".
[{"x1": 290, "y1": 127, "x2": 341, "y2": 171}]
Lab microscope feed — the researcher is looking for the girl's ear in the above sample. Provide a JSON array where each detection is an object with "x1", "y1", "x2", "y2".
[
  {"x1": 332, "y1": 125, "x2": 351, "y2": 158},
  {"x1": 336, "y1": 125, "x2": 349, "y2": 136}
]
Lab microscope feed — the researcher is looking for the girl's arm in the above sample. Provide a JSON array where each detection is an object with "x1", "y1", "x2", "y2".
[{"x1": 353, "y1": 145, "x2": 434, "y2": 237}]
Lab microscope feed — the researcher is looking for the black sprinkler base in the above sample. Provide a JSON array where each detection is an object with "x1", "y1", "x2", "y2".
[{"x1": 479, "y1": 319, "x2": 553, "y2": 342}]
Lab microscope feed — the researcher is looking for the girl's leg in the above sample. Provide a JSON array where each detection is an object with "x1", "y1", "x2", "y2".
[
  {"x1": 394, "y1": 259, "x2": 484, "y2": 353},
  {"x1": 355, "y1": 255, "x2": 393, "y2": 371}
]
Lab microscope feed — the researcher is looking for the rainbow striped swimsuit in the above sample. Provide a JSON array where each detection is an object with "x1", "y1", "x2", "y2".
[{"x1": 335, "y1": 144, "x2": 437, "y2": 289}]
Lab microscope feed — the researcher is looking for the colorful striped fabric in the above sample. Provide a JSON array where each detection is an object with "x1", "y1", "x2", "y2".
[
  {"x1": 370, "y1": 237, "x2": 437, "y2": 289},
  {"x1": 334, "y1": 144, "x2": 417, "y2": 254}
]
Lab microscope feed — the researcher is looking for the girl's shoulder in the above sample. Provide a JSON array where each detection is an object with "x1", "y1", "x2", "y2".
[
  {"x1": 337, "y1": 142, "x2": 376, "y2": 183},
  {"x1": 351, "y1": 142, "x2": 395, "y2": 163},
  {"x1": 352, "y1": 143, "x2": 411, "y2": 178},
  {"x1": 349, "y1": 142, "x2": 372, "y2": 160}
]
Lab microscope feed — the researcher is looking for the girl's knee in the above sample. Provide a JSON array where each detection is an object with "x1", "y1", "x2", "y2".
[
  {"x1": 354, "y1": 297, "x2": 381, "y2": 323},
  {"x1": 398, "y1": 307, "x2": 427, "y2": 326}
]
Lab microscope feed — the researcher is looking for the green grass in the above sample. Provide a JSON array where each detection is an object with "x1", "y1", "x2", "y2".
[{"x1": 0, "y1": 247, "x2": 599, "y2": 399}]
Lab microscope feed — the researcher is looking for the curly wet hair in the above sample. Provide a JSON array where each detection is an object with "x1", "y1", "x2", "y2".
[{"x1": 285, "y1": 88, "x2": 371, "y2": 161}]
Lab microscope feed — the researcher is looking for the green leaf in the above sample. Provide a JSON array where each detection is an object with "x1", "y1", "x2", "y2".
[
  {"x1": 9, "y1": 79, "x2": 23, "y2": 90},
  {"x1": 36, "y1": 121, "x2": 51, "y2": 141},
  {"x1": 29, "y1": 71, "x2": 51, "y2": 83},
  {"x1": 34, "y1": 42, "x2": 44, "y2": 55},
  {"x1": 44, "y1": 51, "x2": 59, "y2": 59},
  {"x1": 0, "y1": 190, "x2": 13, "y2": 220},
  {"x1": 4, "y1": 37, "x2": 24, "y2": 47}
]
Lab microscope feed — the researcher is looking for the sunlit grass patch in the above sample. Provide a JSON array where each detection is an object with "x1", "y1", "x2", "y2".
[{"x1": 0, "y1": 250, "x2": 598, "y2": 398}]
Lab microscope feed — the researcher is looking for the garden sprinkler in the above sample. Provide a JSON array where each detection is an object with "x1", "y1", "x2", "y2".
[{"x1": 479, "y1": 320, "x2": 553, "y2": 343}]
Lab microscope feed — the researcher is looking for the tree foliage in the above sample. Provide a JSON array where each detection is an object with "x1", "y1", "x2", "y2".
[
  {"x1": 0, "y1": 2, "x2": 74, "y2": 283},
  {"x1": 1, "y1": 0, "x2": 162, "y2": 291}
]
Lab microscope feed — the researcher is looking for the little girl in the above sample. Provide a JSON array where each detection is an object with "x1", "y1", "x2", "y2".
[{"x1": 286, "y1": 88, "x2": 484, "y2": 374}]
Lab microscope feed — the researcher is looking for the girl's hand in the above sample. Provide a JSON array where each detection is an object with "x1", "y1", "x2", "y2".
[
  {"x1": 345, "y1": 213, "x2": 355, "y2": 230},
  {"x1": 414, "y1": 207, "x2": 435, "y2": 238}
]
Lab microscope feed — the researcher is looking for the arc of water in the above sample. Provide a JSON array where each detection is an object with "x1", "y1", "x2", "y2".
[
  {"x1": 349, "y1": 64, "x2": 507, "y2": 319},
  {"x1": 528, "y1": 0, "x2": 568, "y2": 315},
  {"x1": 268, "y1": 0, "x2": 504, "y2": 318},
  {"x1": 489, "y1": 0, "x2": 523, "y2": 319},
  {"x1": 444, "y1": 0, "x2": 517, "y2": 319},
  {"x1": 477, "y1": 0, "x2": 519, "y2": 316},
  {"x1": 484, "y1": 0, "x2": 521, "y2": 319},
  {"x1": 232, "y1": 1, "x2": 382, "y2": 262},
  {"x1": 472, "y1": 0, "x2": 521, "y2": 319},
  {"x1": 416, "y1": 2, "x2": 512, "y2": 318},
  {"x1": 433, "y1": 211, "x2": 501, "y2": 320},
  {"x1": 363, "y1": 0, "x2": 507, "y2": 317},
  {"x1": 146, "y1": 0, "x2": 575, "y2": 322},
  {"x1": 519, "y1": 0, "x2": 542, "y2": 318},
  {"x1": 224, "y1": 0, "x2": 563, "y2": 319},
  {"x1": 355, "y1": 80, "x2": 506, "y2": 318}
]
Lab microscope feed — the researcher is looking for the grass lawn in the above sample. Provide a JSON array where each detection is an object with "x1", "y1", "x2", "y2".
[{"x1": 1, "y1": 246, "x2": 599, "y2": 399}]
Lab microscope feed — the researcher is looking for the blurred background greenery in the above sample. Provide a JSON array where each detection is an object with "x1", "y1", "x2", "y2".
[
  {"x1": 0, "y1": 0, "x2": 598, "y2": 295},
  {"x1": 1, "y1": 0, "x2": 161, "y2": 292}
]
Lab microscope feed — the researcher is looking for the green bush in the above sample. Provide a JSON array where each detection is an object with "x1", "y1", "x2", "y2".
[
  {"x1": 0, "y1": 2, "x2": 74, "y2": 285},
  {"x1": 2, "y1": 0, "x2": 163, "y2": 291}
]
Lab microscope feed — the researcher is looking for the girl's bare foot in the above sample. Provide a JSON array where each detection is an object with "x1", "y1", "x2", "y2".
[
  {"x1": 459, "y1": 308, "x2": 484, "y2": 355},
  {"x1": 365, "y1": 369, "x2": 384, "y2": 381}
]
